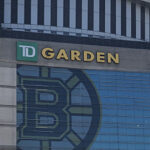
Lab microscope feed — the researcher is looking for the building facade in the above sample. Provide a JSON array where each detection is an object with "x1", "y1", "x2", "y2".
[
  {"x1": 0, "y1": 0, "x2": 150, "y2": 41},
  {"x1": 0, "y1": 0, "x2": 150, "y2": 150}
]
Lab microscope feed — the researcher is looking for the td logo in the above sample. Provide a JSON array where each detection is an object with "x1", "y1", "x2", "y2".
[{"x1": 17, "y1": 41, "x2": 38, "y2": 62}]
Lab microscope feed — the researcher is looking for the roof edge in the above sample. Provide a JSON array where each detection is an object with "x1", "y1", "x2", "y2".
[
  {"x1": 133, "y1": 0, "x2": 150, "y2": 6},
  {"x1": 0, "y1": 29, "x2": 150, "y2": 49}
]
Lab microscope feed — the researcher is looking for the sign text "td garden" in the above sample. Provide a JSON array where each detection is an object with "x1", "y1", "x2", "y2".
[{"x1": 41, "y1": 48, "x2": 120, "y2": 64}]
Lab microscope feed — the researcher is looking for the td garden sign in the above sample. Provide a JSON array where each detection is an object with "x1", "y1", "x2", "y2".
[
  {"x1": 41, "y1": 48, "x2": 119, "y2": 64},
  {"x1": 17, "y1": 41, "x2": 119, "y2": 64}
]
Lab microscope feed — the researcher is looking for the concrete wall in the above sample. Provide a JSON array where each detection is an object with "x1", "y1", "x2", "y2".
[
  {"x1": 0, "y1": 67, "x2": 16, "y2": 150},
  {"x1": 0, "y1": 38, "x2": 150, "y2": 72},
  {"x1": 0, "y1": 37, "x2": 150, "y2": 149}
]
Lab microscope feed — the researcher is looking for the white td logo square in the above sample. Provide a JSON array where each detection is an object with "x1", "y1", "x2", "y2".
[{"x1": 17, "y1": 41, "x2": 38, "y2": 62}]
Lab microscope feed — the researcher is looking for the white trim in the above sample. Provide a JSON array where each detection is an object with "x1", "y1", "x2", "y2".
[
  {"x1": 136, "y1": 3, "x2": 141, "y2": 40},
  {"x1": 18, "y1": 0, "x2": 24, "y2": 24},
  {"x1": 82, "y1": 0, "x2": 88, "y2": 30},
  {"x1": 1, "y1": 23, "x2": 144, "y2": 42},
  {"x1": 31, "y1": 0, "x2": 38, "y2": 25},
  {"x1": 105, "y1": 0, "x2": 111, "y2": 33},
  {"x1": 4, "y1": 0, "x2": 11, "y2": 24},
  {"x1": 57, "y1": 0, "x2": 63, "y2": 27},
  {"x1": 116, "y1": 0, "x2": 121, "y2": 35},
  {"x1": 44, "y1": 0, "x2": 51, "y2": 26},
  {"x1": 126, "y1": 0, "x2": 131, "y2": 37},
  {"x1": 70, "y1": 0, "x2": 76, "y2": 28},
  {"x1": 94, "y1": 0, "x2": 99, "y2": 31}
]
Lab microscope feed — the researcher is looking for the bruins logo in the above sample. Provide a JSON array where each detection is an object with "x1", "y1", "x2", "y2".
[{"x1": 17, "y1": 65, "x2": 101, "y2": 150}]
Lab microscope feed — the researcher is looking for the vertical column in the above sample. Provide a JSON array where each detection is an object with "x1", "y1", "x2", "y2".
[
  {"x1": 24, "y1": 0, "x2": 31, "y2": 24},
  {"x1": 44, "y1": 0, "x2": 51, "y2": 26},
  {"x1": 99, "y1": 0, "x2": 105, "y2": 32},
  {"x1": 76, "y1": 0, "x2": 82, "y2": 29},
  {"x1": 145, "y1": 8, "x2": 149, "y2": 41},
  {"x1": 126, "y1": 0, "x2": 131, "y2": 37},
  {"x1": 116, "y1": 0, "x2": 121, "y2": 35},
  {"x1": 18, "y1": 0, "x2": 24, "y2": 24},
  {"x1": 4, "y1": 0, "x2": 11, "y2": 24},
  {"x1": 121, "y1": 0, "x2": 126, "y2": 36},
  {"x1": 57, "y1": 0, "x2": 63, "y2": 27},
  {"x1": 131, "y1": 2, "x2": 136, "y2": 38},
  {"x1": 11, "y1": 0, "x2": 18, "y2": 24},
  {"x1": 111, "y1": 0, "x2": 116, "y2": 34},
  {"x1": 105, "y1": 0, "x2": 110, "y2": 33},
  {"x1": 94, "y1": 0, "x2": 99, "y2": 31},
  {"x1": 149, "y1": 8, "x2": 150, "y2": 41},
  {"x1": 0, "y1": 0, "x2": 4, "y2": 24},
  {"x1": 38, "y1": 0, "x2": 44, "y2": 25},
  {"x1": 0, "y1": 67, "x2": 16, "y2": 148},
  {"x1": 51, "y1": 0, "x2": 57, "y2": 26},
  {"x1": 88, "y1": 0, "x2": 94, "y2": 30},
  {"x1": 136, "y1": 3, "x2": 141, "y2": 40},
  {"x1": 31, "y1": 0, "x2": 38, "y2": 25},
  {"x1": 64, "y1": 0, "x2": 70, "y2": 27},
  {"x1": 82, "y1": 0, "x2": 88, "y2": 30},
  {"x1": 141, "y1": 6, "x2": 145, "y2": 40},
  {"x1": 70, "y1": 0, "x2": 76, "y2": 29}
]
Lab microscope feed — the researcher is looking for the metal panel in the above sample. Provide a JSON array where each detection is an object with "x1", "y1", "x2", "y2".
[
  {"x1": 82, "y1": 0, "x2": 88, "y2": 30},
  {"x1": 44, "y1": 0, "x2": 51, "y2": 26},
  {"x1": 31, "y1": 0, "x2": 38, "y2": 25},
  {"x1": 57, "y1": 0, "x2": 63, "y2": 27},
  {"x1": 136, "y1": 3, "x2": 141, "y2": 40},
  {"x1": 70, "y1": 0, "x2": 76, "y2": 29},
  {"x1": 4, "y1": 0, "x2": 11, "y2": 24},
  {"x1": 105, "y1": 0, "x2": 111, "y2": 33},
  {"x1": 94, "y1": 0, "x2": 99, "y2": 31},
  {"x1": 126, "y1": 0, "x2": 131, "y2": 37},
  {"x1": 116, "y1": 0, "x2": 121, "y2": 35},
  {"x1": 18, "y1": 0, "x2": 24, "y2": 24},
  {"x1": 145, "y1": 7, "x2": 149, "y2": 41}
]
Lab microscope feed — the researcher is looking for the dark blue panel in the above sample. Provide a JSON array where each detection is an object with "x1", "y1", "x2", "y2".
[
  {"x1": 0, "y1": 0, "x2": 4, "y2": 24},
  {"x1": 111, "y1": 0, "x2": 116, "y2": 34},
  {"x1": 100, "y1": 0, "x2": 105, "y2": 32},
  {"x1": 38, "y1": 0, "x2": 44, "y2": 25},
  {"x1": 141, "y1": 6, "x2": 145, "y2": 40},
  {"x1": 11, "y1": 0, "x2": 18, "y2": 24},
  {"x1": 131, "y1": 2, "x2": 136, "y2": 38},
  {"x1": 121, "y1": 0, "x2": 126, "y2": 36},
  {"x1": 88, "y1": 0, "x2": 94, "y2": 30},
  {"x1": 17, "y1": 65, "x2": 101, "y2": 150},
  {"x1": 17, "y1": 65, "x2": 150, "y2": 150},
  {"x1": 76, "y1": 0, "x2": 82, "y2": 29},
  {"x1": 64, "y1": 0, "x2": 70, "y2": 27},
  {"x1": 24, "y1": 0, "x2": 31, "y2": 24},
  {"x1": 51, "y1": 0, "x2": 57, "y2": 26}
]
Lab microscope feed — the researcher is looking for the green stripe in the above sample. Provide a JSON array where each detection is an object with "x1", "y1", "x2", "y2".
[
  {"x1": 67, "y1": 76, "x2": 79, "y2": 89},
  {"x1": 41, "y1": 67, "x2": 49, "y2": 78},
  {"x1": 69, "y1": 107, "x2": 92, "y2": 115},
  {"x1": 17, "y1": 104, "x2": 23, "y2": 111},
  {"x1": 42, "y1": 141, "x2": 49, "y2": 150},
  {"x1": 67, "y1": 131, "x2": 81, "y2": 146}
]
